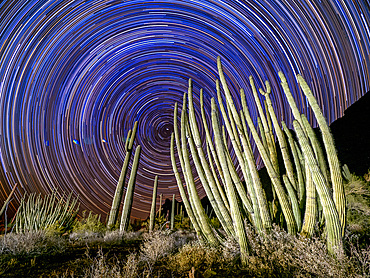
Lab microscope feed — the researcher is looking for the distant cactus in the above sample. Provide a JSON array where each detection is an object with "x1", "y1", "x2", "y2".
[
  {"x1": 120, "y1": 145, "x2": 141, "y2": 232},
  {"x1": 149, "y1": 175, "x2": 158, "y2": 232},
  {"x1": 15, "y1": 191, "x2": 79, "y2": 233},
  {"x1": 107, "y1": 121, "x2": 138, "y2": 230}
]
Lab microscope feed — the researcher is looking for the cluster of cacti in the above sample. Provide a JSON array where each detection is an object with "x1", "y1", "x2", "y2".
[
  {"x1": 171, "y1": 57, "x2": 346, "y2": 261},
  {"x1": 107, "y1": 121, "x2": 142, "y2": 231},
  {"x1": 14, "y1": 191, "x2": 79, "y2": 233}
]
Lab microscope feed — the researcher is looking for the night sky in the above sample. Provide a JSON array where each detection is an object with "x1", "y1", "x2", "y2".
[{"x1": 0, "y1": 0, "x2": 369, "y2": 219}]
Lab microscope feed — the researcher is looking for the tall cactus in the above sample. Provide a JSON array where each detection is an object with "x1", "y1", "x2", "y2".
[
  {"x1": 107, "y1": 121, "x2": 138, "y2": 229},
  {"x1": 170, "y1": 58, "x2": 346, "y2": 256},
  {"x1": 170, "y1": 194, "x2": 175, "y2": 230},
  {"x1": 120, "y1": 145, "x2": 141, "y2": 232},
  {"x1": 149, "y1": 175, "x2": 158, "y2": 232},
  {"x1": 0, "y1": 183, "x2": 18, "y2": 217},
  {"x1": 297, "y1": 75, "x2": 345, "y2": 235}
]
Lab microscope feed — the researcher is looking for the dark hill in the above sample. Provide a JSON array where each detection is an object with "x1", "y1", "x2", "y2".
[{"x1": 330, "y1": 91, "x2": 370, "y2": 176}]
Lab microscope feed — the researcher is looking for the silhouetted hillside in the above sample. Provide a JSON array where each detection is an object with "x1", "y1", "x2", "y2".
[{"x1": 331, "y1": 91, "x2": 370, "y2": 176}]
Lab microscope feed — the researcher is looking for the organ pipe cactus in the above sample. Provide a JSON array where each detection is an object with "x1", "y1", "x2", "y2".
[
  {"x1": 120, "y1": 145, "x2": 141, "y2": 232},
  {"x1": 171, "y1": 57, "x2": 346, "y2": 256},
  {"x1": 149, "y1": 175, "x2": 158, "y2": 232},
  {"x1": 297, "y1": 75, "x2": 345, "y2": 235},
  {"x1": 107, "y1": 121, "x2": 138, "y2": 229},
  {"x1": 15, "y1": 191, "x2": 79, "y2": 233}
]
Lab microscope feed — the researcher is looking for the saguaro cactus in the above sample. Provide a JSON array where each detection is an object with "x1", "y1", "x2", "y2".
[
  {"x1": 108, "y1": 121, "x2": 138, "y2": 229},
  {"x1": 149, "y1": 175, "x2": 158, "y2": 232},
  {"x1": 170, "y1": 194, "x2": 175, "y2": 230},
  {"x1": 120, "y1": 145, "x2": 142, "y2": 232}
]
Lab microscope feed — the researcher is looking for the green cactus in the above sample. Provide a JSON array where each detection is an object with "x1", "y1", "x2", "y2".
[
  {"x1": 107, "y1": 121, "x2": 138, "y2": 229},
  {"x1": 171, "y1": 194, "x2": 175, "y2": 230},
  {"x1": 181, "y1": 93, "x2": 219, "y2": 246},
  {"x1": 211, "y1": 97, "x2": 249, "y2": 264},
  {"x1": 293, "y1": 120, "x2": 342, "y2": 253},
  {"x1": 149, "y1": 175, "x2": 158, "y2": 232},
  {"x1": 120, "y1": 145, "x2": 141, "y2": 232},
  {"x1": 15, "y1": 191, "x2": 79, "y2": 233},
  {"x1": 297, "y1": 75, "x2": 345, "y2": 235},
  {"x1": 0, "y1": 183, "x2": 18, "y2": 217}
]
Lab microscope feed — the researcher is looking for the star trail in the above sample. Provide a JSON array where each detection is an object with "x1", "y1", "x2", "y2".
[{"x1": 0, "y1": 0, "x2": 369, "y2": 219}]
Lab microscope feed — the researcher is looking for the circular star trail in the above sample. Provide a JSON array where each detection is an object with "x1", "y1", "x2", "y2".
[{"x1": 0, "y1": 0, "x2": 369, "y2": 219}]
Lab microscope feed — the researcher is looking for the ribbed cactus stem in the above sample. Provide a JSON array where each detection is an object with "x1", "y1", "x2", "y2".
[
  {"x1": 257, "y1": 117, "x2": 268, "y2": 150},
  {"x1": 187, "y1": 80, "x2": 234, "y2": 237},
  {"x1": 120, "y1": 145, "x2": 141, "y2": 232},
  {"x1": 211, "y1": 97, "x2": 249, "y2": 264},
  {"x1": 260, "y1": 82, "x2": 296, "y2": 191},
  {"x1": 125, "y1": 129, "x2": 132, "y2": 151},
  {"x1": 108, "y1": 121, "x2": 138, "y2": 229},
  {"x1": 238, "y1": 100, "x2": 272, "y2": 231},
  {"x1": 181, "y1": 94, "x2": 219, "y2": 246},
  {"x1": 200, "y1": 89, "x2": 225, "y2": 185},
  {"x1": 172, "y1": 100, "x2": 203, "y2": 236},
  {"x1": 283, "y1": 175, "x2": 302, "y2": 231},
  {"x1": 171, "y1": 194, "x2": 175, "y2": 230},
  {"x1": 206, "y1": 142, "x2": 230, "y2": 210},
  {"x1": 216, "y1": 80, "x2": 258, "y2": 222},
  {"x1": 293, "y1": 120, "x2": 342, "y2": 253},
  {"x1": 248, "y1": 75, "x2": 279, "y2": 174},
  {"x1": 297, "y1": 75, "x2": 345, "y2": 235},
  {"x1": 149, "y1": 175, "x2": 158, "y2": 232},
  {"x1": 301, "y1": 114, "x2": 329, "y2": 184},
  {"x1": 0, "y1": 183, "x2": 18, "y2": 217},
  {"x1": 243, "y1": 104, "x2": 297, "y2": 234},
  {"x1": 278, "y1": 72, "x2": 304, "y2": 129},
  {"x1": 282, "y1": 121, "x2": 305, "y2": 203}
]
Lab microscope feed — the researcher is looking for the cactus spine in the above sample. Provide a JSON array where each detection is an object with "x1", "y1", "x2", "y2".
[
  {"x1": 149, "y1": 175, "x2": 158, "y2": 232},
  {"x1": 120, "y1": 145, "x2": 141, "y2": 232},
  {"x1": 107, "y1": 121, "x2": 138, "y2": 229}
]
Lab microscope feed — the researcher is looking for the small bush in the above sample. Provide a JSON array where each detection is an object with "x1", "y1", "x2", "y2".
[
  {"x1": 139, "y1": 231, "x2": 176, "y2": 264},
  {"x1": 0, "y1": 231, "x2": 67, "y2": 257},
  {"x1": 168, "y1": 240, "x2": 224, "y2": 275}
]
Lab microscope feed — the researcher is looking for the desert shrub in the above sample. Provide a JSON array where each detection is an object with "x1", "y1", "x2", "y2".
[
  {"x1": 168, "y1": 240, "x2": 225, "y2": 276},
  {"x1": 0, "y1": 231, "x2": 67, "y2": 257},
  {"x1": 122, "y1": 253, "x2": 139, "y2": 278},
  {"x1": 244, "y1": 225, "x2": 350, "y2": 277},
  {"x1": 82, "y1": 248, "x2": 139, "y2": 278},
  {"x1": 83, "y1": 248, "x2": 122, "y2": 278},
  {"x1": 139, "y1": 231, "x2": 176, "y2": 264},
  {"x1": 103, "y1": 230, "x2": 142, "y2": 244},
  {"x1": 72, "y1": 211, "x2": 105, "y2": 234},
  {"x1": 343, "y1": 170, "x2": 370, "y2": 239}
]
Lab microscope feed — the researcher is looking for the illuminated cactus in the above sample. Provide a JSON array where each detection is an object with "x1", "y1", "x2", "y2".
[
  {"x1": 170, "y1": 57, "x2": 346, "y2": 257},
  {"x1": 107, "y1": 121, "x2": 138, "y2": 230},
  {"x1": 149, "y1": 175, "x2": 158, "y2": 232},
  {"x1": 120, "y1": 145, "x2": 141, "y2": 232},
  {"x1": 297, "y1": 75, "x2": 345, "y2": 235},
  {"x1": 0, "y1": 183, "x2": 18, "y2": 217},
  {"x1": 170, "y1": 194, "x2": 175, "y2": 230}
]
